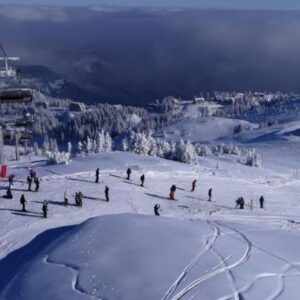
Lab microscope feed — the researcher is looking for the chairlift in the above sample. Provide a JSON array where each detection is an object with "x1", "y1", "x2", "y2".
[
  {"x1": 0, "y1": 44, "x2": 33, "y2": 103},
  {"x1": 14, "y1": 114, "x2": 34, "y2": 127}
]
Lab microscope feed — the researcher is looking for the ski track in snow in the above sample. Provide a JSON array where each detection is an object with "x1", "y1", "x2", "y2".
[
  {"x1": 162, "y1": 220, "x2": 220, "y2": 300},
  {"x1": 162, "y1": 221, "x2": 252, "y2": 300}
]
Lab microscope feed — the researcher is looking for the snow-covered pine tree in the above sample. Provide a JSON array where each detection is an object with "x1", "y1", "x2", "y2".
[
  {"x1": 67, "y1": 141, "x2": 72, "y2": 155},
  {"x1": 104, "y1": 132, "x2": 112, "y2": 152}
]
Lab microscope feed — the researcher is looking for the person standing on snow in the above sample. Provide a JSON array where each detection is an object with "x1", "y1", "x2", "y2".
[
  {"x1": 78, "y1": 191, "x2": 83, "y2": 207},
  {"x1": 29, "y1": 169, "x2": 36, "y2": 179},
  {"x1": 20, "y1": 194, "x2": 27, "y2": 212},
  {"x1": 3, "y1": 188, "x2": 13, "y2": 199},
  {"x1": 42, "y1": 200, "x2": 48, "y2": 218},
  {"x1": 259, "y1": 196, "x2": 264, "y2": 209},
  {"x1": 95, "y1": 168, "x2": 100, "y2": 183},
  {"x1": 208, "y1": 188, "x2": 212, "y2": 201},
  {"x1": 191, "y1": 180, "x2": 197, "y2": 192},
  {"x1": 64, "y1": 190, "x2": 69, "y2": 206},
  {"x1": 27, "y1": 175, "x2": 33, "y2": 191},
  {"x1": 169, "y1": 185, "x2": 177, "y2": 200},
  {"x1": 237, "y1": 197, "x2": 245, "y2": 209},
  {"x1": 8, "y1": 174, "x2": 14, "y2": 189},
  {"x1": 140, "y1": 174, "x2": 145, "y2": 187},
  {"x1": 126, "y1": 168, "x2": 132, "y2": 180},
  {"x1": 105, "y1": 186, "x2": 109, "y2": 202},
  {"x1": 154, "y1": 204, "x2": 160, "y2": 216},
  {"x1": 75, "y1": 192, "x2": 79, "y2": 206},
  {"x1": 34, "y1": 177, "x2": 40, "y2": 192}
]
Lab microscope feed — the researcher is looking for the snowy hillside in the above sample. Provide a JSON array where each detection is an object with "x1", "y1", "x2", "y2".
[
  {"x1": 2, "y1": 214, "x2": 300, "y2": 300},
  {"x1": 166, "y1": 116, "x2": 255, "y2": 142},
  {"x1": 0, "y1": 150, "x2": 300, "y2": 299}
]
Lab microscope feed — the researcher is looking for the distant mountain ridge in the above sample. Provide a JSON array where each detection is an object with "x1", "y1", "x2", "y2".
[{"x1": 20, "y1": 65, "x2": 99, "y2": 104}]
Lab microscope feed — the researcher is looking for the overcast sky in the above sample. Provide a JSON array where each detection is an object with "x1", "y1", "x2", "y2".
[{"x1": 1, "y1": 0, "x2": 300, "y2": 10}]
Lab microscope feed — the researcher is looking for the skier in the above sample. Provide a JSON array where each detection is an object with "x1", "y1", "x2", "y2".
[
  {"x1": 105, "y1": 185, "x2": 109, "y2": 202},
  {"x1": 42, "y1": 200, "x2": 48, "y2": 218},
  {"x1": 8, "y1": 174, "x2": 14, "y2": 188},
  {"x1": 64, "y1": 190, "x2": 69, "y2": 206},
  {"x1": 27, "y1": 175, "x2": 33, "y2": 191},
  {"x1": 126, "y1": 168, "x2": 132, "y2": 180},
  {"x1": 34, "y1": 177, "x2": 40, "y2": 192},
  {"x1": 191, "y1": 180, "x2": 197, "y2": 192},
  {"x1": 169, "y1": 185, "x2": 177, "y2": 200},
  {"x1": 95, "y1": 168, "x2": 100, "y2": 183},
  {"x1": 236, "y1": 197, "x2": 245, "y2": 209},
  {"x1": 154, "y1": 204, "x2": 160, "y2": 216},
  {"x1": 3, "y1": 188, "x2": 13, "y2": 199},
  {"x1": 78, "y1": 191, "x2": 83, "y2": 207},
  {"x1": 208, "y1": 188, "x2": 212, "y2": 201},
  {"x1": 140, "y1": 174, "x2": 145, "y2": 187},
  {"x1": 240, "y1": 197, "x2": 245, "y2": 209},
  {"x1": 20, "y1": 194, "x2": 27, "y2": 212},
  {"x1": 259, "y1": 195, "x2": 264, "y2": 209},
  {"x1": 75, "y1": 192, "x2": 79, "y2": 206},
  {"x1": 29, "y1": 169, "x2": 36, "y2": 179}
]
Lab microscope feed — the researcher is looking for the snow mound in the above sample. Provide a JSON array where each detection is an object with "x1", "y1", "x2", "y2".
[
  {"x1": 0, "y1": 214, "x2": 210, "y2": 300},
  {"x1": 1, "y1": 214, "x2": 300, "y2": 300}
]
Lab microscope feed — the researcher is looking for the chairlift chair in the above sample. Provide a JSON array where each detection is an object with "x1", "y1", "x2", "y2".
[{"x1": 0, "y1": 44, "x2": 33, "y2": 103}]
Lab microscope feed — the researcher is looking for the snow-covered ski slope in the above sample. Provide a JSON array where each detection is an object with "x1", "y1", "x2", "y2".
[{"x1": 0, "y1": 149, "x2": 300, "y2": 299}]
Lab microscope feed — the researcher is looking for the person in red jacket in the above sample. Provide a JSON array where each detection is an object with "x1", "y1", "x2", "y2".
[{"x1": 169, "y1": 185, "x2": 176, "y2": 200}]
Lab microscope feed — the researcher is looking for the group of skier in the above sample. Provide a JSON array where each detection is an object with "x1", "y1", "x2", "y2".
[
  {"x1": 235, "y1": 195, "x2": 265, "y2": 210},
  {"x1": 27, "y1": 175, "x2": 40, "y2": 192},
  {"x1": 19, "y1": 193, "x2": 48, "y2": 218},
  {"x1": 3, "y1": 165, "x2": 267, "y2": 220}
]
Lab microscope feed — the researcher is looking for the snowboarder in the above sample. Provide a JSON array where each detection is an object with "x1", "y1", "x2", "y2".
[
  {"x1": 3, "y1": 188, "x2": 13, "y2": 199},
  {"x1": 140, "y1": 174, "x2": 145, "y2": 187},
  {"x1": 42, "y1": 200, "x2": 48, "y2": 218},
  {"x1": 154, "y1": 204, "x2": 160, "y2": 216},
  {"x1": 169, "y1": 185, "x2": 177, "y2": 200},
  {"x1": 208, "y1": 188, "x2": 212, "y2": 201},
  {"x1": 20, "y1": 194, "x2": 27, "y2": 212},
  {"x1": 34, "y1": 177, "x2": 40, "y2": 192},
  {"x1": 27, "y1": 175, "x2": 33, "y2": 191},
  {"x1": 8, "y1": 174, "x2": 14, "y2": 188},
  {"x1": 95, "y1": 168, "x2": 100, "y2": 183},
  {"x1": 259, "y1": 195, "x2": 264, "y2": 209},
  {"x1": 191, "y1": 180, "x2": 197, "y2": 192},
  {"x1": 64, "y1": 190, "x2": 69, "y2": 206},
  {"x1": 126, "y1": 168, "x2": 132, "y2": 180},
  {"x1": 105, "y1": 185, "x2": 109, "y2": 202}
]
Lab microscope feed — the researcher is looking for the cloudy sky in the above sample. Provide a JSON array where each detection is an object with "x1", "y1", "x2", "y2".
[
  {"x1": 0, "y1": 0, "x2": 300, "y2": 10},
  {"x1": 1, "y1": 5, "x2": 300, "y2": 105}
]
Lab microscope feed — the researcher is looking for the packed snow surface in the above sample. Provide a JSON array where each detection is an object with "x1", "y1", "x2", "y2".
[{"x1": 0, "y1": 148, "x2": 300, "y2": 299}]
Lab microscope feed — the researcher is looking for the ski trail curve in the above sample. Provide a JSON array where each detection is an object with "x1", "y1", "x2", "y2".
[
  {"x1": 170, "y1": 221, "x2": 252, "y2": 300},
  {"x1": 43, "y1": 255, "x2": 103, "y2": 299},
  {"x1": 211, "y1": 247, "x2": 240, "y2": 300},
  {"x1": 162, "y1": 220, "x2": 220, "y2": 300}
]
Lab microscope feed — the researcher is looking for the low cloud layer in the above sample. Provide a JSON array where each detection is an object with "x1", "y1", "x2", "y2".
[{"x1": 1, "y1": 6, "x2": 300, "y2": 105}]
